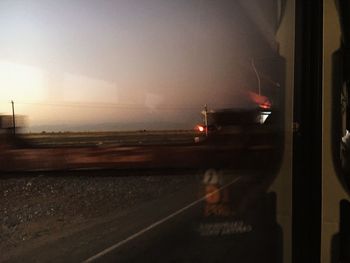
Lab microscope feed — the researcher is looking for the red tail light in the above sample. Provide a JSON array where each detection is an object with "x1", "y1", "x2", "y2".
[{"x1": 197, "y1": 125, "x2": 205, "y2": 132}]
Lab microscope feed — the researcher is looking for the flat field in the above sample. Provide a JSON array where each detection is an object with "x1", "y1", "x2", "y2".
[
  {"x1": 21, "y1": 130, "x2": 199, "y2": 148},
  {"x1": 1, "y1": 129, "x2": 278, "y2": 172},
  {"x1": 0, "y1": 130, "x2": 209, "y2": 171}
]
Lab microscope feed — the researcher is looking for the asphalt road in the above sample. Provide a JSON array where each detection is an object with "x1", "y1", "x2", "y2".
[{"x1": 3, "y1": 170, "x2": 283, "y2": 263}]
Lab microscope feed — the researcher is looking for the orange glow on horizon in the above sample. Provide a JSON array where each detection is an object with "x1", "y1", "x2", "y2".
[{"x1": 248, "y1": 91, "x2": 272, "y2": 109}]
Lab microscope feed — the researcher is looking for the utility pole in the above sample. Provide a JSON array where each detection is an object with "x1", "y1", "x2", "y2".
[{"x1": 11, "y1": 100, "x2": 16, "y2": 136}]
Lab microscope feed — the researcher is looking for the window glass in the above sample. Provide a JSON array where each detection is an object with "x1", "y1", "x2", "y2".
[{"x1": 0, "y1": 1, "x2": 294, "y2": 262}]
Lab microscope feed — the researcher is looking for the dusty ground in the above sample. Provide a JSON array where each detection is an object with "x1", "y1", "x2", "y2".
[{"x1": 0, "y1": 171, "x2": 198, "y2": 259}]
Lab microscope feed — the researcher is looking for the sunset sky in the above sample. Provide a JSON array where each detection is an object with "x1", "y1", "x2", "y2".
[{"x1": 0, "y1": 0, "x2": 281, "y2": 131}]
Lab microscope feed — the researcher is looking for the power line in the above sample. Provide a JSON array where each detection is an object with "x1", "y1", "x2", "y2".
[{"x1": 251, "y1": 58, "x2": 261, "y2": 95}]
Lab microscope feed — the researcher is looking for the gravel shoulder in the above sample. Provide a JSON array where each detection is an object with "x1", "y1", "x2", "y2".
[{"x1": 0, "y1": 171, "x2": 199, "y2": 260}]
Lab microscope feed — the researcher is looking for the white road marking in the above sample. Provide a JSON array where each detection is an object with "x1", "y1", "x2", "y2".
[{"x1": 83, "y1": 175, "x2": 242, "y2": 263}]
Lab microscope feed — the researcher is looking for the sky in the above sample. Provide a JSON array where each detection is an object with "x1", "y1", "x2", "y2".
[{"x1": 0, "y1": 0, "x2": 282, "y2": 131}]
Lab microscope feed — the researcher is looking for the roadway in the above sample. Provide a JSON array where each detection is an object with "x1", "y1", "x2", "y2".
[{"x1": 3, "y1": 169, "x2": 283, "y2": 263}]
